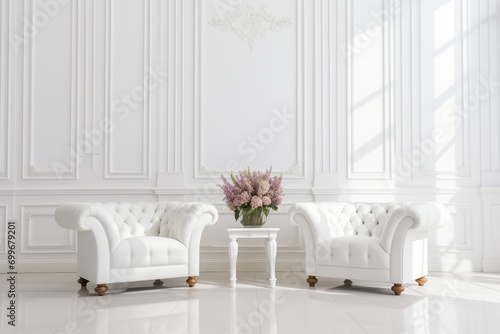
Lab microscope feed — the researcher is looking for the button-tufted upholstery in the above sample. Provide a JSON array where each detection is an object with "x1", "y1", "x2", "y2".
[
  {"x1": 55, "y1": 202, "x2": 218, "y2": 296},
  {"x1": 288, "y1": 202, "x2": 449, "y2": 295}
]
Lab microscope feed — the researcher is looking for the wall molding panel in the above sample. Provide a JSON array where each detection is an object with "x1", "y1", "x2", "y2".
[
  {"x1": 193, "y1": 0, "x2": 305, "y2": 179},
  {"x1": 429, "y1": 203, "x2": 474, "y2": 252},
  {"x1": 83, "y1": 0, "x2": 98, "y2": 163},
  {"x1": 481, "y1": 0, "x2": 500, "y2": 186},
  {"x1": 20, "y1": 205, "x2": 76, "y2": 254},
  {"x1": 346, "y1": 0, "x2": 394, "y2": 180},
  {"x1": 481, "y1": 190, "x2": 500, "y2": 271},
  {"x1": 487, "y1": 203, "x2": 500, "y2": 247},
  {"x1": 0, "y1": 1, "x2": 9, "y2": 180},
  {"x1": 496, "y1": 0, "x2": 500, "y2": 172},
  {"x1": 0, "y1": 205, "x2": 6, "y2": 253},
  {"x1": 412, "y1": 0, "x2": 475, "y2": 179},
  {"x1": 104, "y1": 0, "x2": 151, "y2": 179},
  {"x1": 312, "y1": 0, "x2": 340, "y2": 190},
  {"x1": 161, "y1": 0, "x2": 183, "y2": 175},
  {"x1": 156, "y1": 0, "x2": 186, "y2": 189},
  {"x1": 22, "y1": 0, "x2": 78, "y2": 179}
]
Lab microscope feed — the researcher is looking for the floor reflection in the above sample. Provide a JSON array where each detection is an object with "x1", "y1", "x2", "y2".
[
  {"x1": 230, "y1": 289, "x2": 277, "y2": 334},
  {"x1": 74, "y1": 286, "x2": 200, "y2": 334},
  {"x1": 0, "y1": 272, "x2": 499, "y2": 333}
]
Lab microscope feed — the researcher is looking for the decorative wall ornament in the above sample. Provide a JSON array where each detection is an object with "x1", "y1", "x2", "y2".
[{"x1": 208, "y1": 4, "x2": 293, "y2": 52}]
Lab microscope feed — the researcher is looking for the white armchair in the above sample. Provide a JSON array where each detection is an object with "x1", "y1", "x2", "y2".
[
  {"x1": 55, "y1": 202, "x2": 218, "y2": 296},
  {"x1": 288, "y1": 202, "x2": 450, "y2": 295}
]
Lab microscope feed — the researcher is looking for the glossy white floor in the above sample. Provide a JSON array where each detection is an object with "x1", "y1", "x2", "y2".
[{"x1": 1, "y1": 271, "x2": 499, "y2": 333}]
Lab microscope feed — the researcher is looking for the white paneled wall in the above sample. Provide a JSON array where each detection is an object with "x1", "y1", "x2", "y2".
[
  {"x1": 0, "y1": 0, "x2": 499, "y2": 273},
  {"x1": 192, "y1": 0, "x2": 305, "y2": 178},
  {"x1": 23, "y1": 0, "x2": 78, "y2": 179},
  {"x1": 0, "y1": 0, "x2": 10, "y2": 180},
  {"x1": 0, "y1": 205, "x2": 6, "y2": 254}
]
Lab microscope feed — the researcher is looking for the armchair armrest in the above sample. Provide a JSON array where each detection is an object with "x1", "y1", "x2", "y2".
[
  {"x1": 288, "y1": 202, "x2": 348, "y2": 247},
  {"x1": 380, "y1": 202, "x2": 450, "y2": 253},
  {"x1": 55, "y1": 202, "x2": 122, "y2": 251},
  {"x1": 288, "y1": 203, "x2": 326, "y2": 247},
  {"x1": 288, "y1": 202, "x2": 338, "y2": 274}
]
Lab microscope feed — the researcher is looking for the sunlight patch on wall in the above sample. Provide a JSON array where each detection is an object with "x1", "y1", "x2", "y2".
[
  {"x1": 434, "y1": 0, "x2": 455, "y2": 50},
  {"x1": 434, "y1": 47, "x2": 456, "y2": 98}
]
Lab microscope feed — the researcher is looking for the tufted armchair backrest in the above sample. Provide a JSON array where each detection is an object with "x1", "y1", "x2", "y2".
[
  {"x1": 316, "y1": 202, "x2": 405, "y2": 238},
  {"x1": 99, "y1": 202, "x2": 168, "y2": 238}
]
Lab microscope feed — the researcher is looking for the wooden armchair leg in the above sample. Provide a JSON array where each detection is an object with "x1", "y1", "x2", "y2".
[
  {"x1": 186, "y1": 276, "x2": 197, "y2": 287},
  {"x1": 78, "y1": 277, "x2": 89, "y2": 287},
  {"x1": 94, "y1": 284, "x2": 108, "y2": 296},
  {"x1": 307, "y1": 276, "x2": 318, "y2": 287},
  {"x1": 391, "y1": 283, "x2": 404, "y2": 295},
  {"x1": 415, "y1": 276, "x2": 427, "y2": 286}
]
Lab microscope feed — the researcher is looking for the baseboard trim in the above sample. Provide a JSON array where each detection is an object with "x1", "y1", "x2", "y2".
[
  {"x1": 482, "y1": 260, "x2": 500, "y2": 272},
  {"x1": 428, "y1": 259, "x2": 483, "y2": 272},
  {"x1": 1, "y1": 259, "x2": 494, "y2": 274}
]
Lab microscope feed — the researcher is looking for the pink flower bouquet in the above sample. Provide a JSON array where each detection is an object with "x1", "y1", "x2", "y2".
[{"x1": 219, "y1": 167, "x2": 283, "y2": 221}]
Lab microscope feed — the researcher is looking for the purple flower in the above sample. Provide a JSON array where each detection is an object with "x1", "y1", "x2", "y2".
[
  {"x1": 251, "y1": 196, "x2": 263, "y2": 209},
  {"x1": 218, "y1": 166, "x2": 283, "y2": 218},
  {"x1": 226, "y1": 199, "x2": 235, "y2": 211}
]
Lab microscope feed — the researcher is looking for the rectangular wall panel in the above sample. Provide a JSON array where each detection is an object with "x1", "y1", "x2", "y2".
[
  {"x1": 195, "y1": 0, "x2": 304, "y2": 177},
  {"x1": 0, "y1": 1, "x2": 9, "y2": 179},
  {"x1": 0, "y1": 205, "x2": 6, "y2": 253},
  {"x1": 159, "y1": 0, "x2": 183, "y2": 174},
  {"x1": 429, "y1": 204, "x2": 473, "y2": 251},
  {"x1": 315, "y1": 0, "x2": 338, "y2": 174},
  {"x1": 23, "y1": 0, "x2": 78, "y2": 178},
  {"x1": 83, "y1": 0, "x2": 97, "y2": 157},
  {"x1": 21, "y1": 205, "x2": 76, "y2": 253},
  {"x1": 104, "y1": 0, "x2": 151, "y2": 178},
  {"x1": 490, "y1": 204, "x2": 500, "y2": 243},
  {"x1": 347, "y1": 0, "x2": 392, "y2": 179},
  {"x1": 22, "y1": 0, "x2": 78, "y2": 179},
  {"x1": 415, "y1": 0, "x2": 471, "y2": 178},
  {"x1": 493, "y1": 0, "x2": 500, "y2": 170},
  {"x1": 477, "y1": 0, "x2": 499, "y2": 186}
]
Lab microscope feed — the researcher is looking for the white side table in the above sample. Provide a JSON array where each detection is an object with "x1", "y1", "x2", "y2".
[{"x1": 227, "y1": 228, "x2": 280, "y2": 288}]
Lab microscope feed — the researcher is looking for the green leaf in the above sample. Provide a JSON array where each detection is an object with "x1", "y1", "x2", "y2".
[{"x1": 234, "y1": 210, "x2": 240, "y2": 221}]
